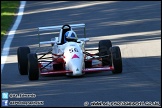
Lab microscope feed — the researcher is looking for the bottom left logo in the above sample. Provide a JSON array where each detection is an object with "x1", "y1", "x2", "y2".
[{"x1": 2, "y1": 100, "x2": 8, "y2": 106}]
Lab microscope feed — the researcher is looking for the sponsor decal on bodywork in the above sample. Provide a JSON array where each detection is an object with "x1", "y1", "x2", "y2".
[{"x1": 72, "y1": 54, "x2": 79, "y2": 59}]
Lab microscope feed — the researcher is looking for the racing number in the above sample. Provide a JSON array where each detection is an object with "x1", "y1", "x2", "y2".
[{"x1": 69, "y1": 48, "x2": 78, "y2": 53}]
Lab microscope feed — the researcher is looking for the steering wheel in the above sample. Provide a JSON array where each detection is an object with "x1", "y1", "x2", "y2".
[{"x1": 62, "y1": 24, "x2": 71, "y2": 30}]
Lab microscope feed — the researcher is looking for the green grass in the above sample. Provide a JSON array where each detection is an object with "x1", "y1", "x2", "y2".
[{"x1": 1, "y1": 1, "x2": 20, "y2": 38}]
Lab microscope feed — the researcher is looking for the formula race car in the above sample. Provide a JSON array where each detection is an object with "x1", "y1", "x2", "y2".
[{"x1": 17, "y1": 24, "x2": 122, "y2": 80}]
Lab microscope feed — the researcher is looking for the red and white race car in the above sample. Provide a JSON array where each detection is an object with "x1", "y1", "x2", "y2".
[{"x1": 17, "y1": 24, "x2": 122, "y2": 80}]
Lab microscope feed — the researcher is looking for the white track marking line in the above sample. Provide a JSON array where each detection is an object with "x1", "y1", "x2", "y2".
[{"x1": 1, "y1": 1, "x2": 26, "y2": 73}]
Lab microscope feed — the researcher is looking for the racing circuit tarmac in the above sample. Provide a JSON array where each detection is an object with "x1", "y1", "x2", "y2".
[{"x1": 1, "y1": 1, "x2": 161, "y2": 107}]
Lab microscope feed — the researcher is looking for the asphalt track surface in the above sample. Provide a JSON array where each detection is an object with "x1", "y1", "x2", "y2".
[{"x1": 1, "y1": 1, "x2": 161, "y2": 107}]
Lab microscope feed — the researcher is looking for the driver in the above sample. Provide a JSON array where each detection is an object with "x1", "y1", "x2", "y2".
[
  {"x1": 64, "y1": 30, "x2": 78, "y2": 43},
  {"x1": 54, "y1": 30, "x2": 78, "y2": 56}
]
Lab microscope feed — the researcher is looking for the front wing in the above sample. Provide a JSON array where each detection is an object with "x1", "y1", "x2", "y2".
[{"x1": 40, "y1": 66, "x2": 114, "y2": 76}]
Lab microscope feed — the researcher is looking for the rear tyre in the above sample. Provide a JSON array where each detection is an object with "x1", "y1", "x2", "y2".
[
  {"x1": 28, "y1": 53, "x2": 39, "y2": 80},
  {"x1": 17, "y1": 47, "x2": 30, "y2": 75},
  {"x1": 99, "y1": 40, "x2": 112, "y2": 66},
  {"x1": 110, "y1": 46, "x2": 122, "y2": 74}
]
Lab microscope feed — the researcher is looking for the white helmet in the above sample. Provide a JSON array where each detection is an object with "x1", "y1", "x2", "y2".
[{"x1": 64, "y1": 30, "x2": 78, "y2": 42}]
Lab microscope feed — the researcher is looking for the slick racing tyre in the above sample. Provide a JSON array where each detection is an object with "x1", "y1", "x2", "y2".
[
  {"x1": 17, "y1": 47, "x2": 30, "y2": 75},
  {"x1": 99, "y1": 40, "x2": 112, "y2": 66},
  {"x1": 28, "y1": 53, "x2": 39, "y2": 80},
  {"x1": 110, "y1": 46, "x2": 122, "y2": 74}
]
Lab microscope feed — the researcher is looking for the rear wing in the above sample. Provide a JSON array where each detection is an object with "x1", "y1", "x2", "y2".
[
  {"x1": 38, "y1": 23, "x2": 85, "y2": 31},
  {"x1": 37, "y1": 23, "x2": 86, "y2": 47}
]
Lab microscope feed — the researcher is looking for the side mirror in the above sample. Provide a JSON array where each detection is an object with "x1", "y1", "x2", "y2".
[{"x1": 77, "y1": 38, "x2": 89, "y2": 42}]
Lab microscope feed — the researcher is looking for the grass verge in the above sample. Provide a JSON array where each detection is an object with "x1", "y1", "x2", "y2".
[{"x1": 1, "y1": 1, "x2": 20, "y2": 39}]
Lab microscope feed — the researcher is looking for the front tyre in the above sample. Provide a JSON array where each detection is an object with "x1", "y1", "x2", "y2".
[
  {"x1": 110, "y1": 46, "x2": 122, "y2": 74},
  {"x1": 28, "y1": 53, "x2": 39, "y2": 80}
]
